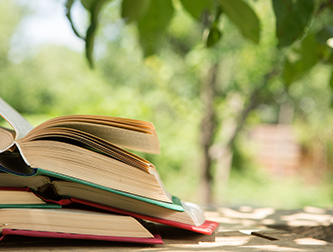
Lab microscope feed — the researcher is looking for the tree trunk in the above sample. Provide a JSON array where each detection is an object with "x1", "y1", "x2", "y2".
[
  {"x1": 199, "y1": 67, "x2": 278, "y2": 205},
  {"x1": 200, "y1": 62, "x2": 219, "y2": 205}
]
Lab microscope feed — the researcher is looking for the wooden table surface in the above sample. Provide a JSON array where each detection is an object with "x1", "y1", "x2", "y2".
[{"x1": 2, "y1": 206, "x2": 333, "y2": 251}]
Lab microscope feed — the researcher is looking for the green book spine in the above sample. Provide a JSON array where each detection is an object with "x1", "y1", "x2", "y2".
[{"x1": 35, "y1": 168, "x2": 184, "y2": 212}]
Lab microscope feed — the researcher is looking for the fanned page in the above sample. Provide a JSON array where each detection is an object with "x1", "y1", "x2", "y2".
[
  {"x1": 0, "y1": 127, "x2": 16, "y2": 152},
  {"x1": 19, "y1": 127, "x2": 154, "y2": 173},
  {"x1": 0, "y1": 97, "x2": 159, "y2": 154},
  {"x1": 0, "y1": 98, "x2": 33, "y2": 142},
  {"x1": 27, "y1": 115, "x2": 160, "y2": 154}
]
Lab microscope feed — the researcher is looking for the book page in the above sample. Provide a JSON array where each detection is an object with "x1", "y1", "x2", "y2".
[
  {"x1": 0, "y1": 98, "x2": 33, "y2": 140},
  {"x1": 0, "y1": 208, "x2": 154, "y2": 238},
  {"x1": 0, "y1": 127, "x2": 15, "y2": 152},
  {"x1": 32, "y1": 121, "x2": 160, "y2": 154},
  {"x1": 0, "y1": 172, "x2": 50, "y2": 191},
  {"x1": 0, "y1": 190, "x2": 47, "y2": 205},
  {"x1": 64, "y1": 122, "x2": 160, "y2": 154}
]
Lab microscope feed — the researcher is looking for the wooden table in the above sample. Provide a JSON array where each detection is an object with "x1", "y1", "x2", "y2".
[{"x1": 2, "y1": 206, "x2": 333, "y2": 251}]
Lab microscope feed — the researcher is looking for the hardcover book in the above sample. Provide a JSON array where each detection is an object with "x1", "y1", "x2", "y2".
[{"x1": 0, "y1": 208, "x2": 163, "y2": 244}]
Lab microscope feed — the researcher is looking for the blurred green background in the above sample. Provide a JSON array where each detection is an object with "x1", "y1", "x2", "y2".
[{"x1": 2, "y1": 0, "x2": 333, "y2": 209}]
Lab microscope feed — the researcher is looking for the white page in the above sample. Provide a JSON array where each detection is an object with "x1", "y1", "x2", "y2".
[{"x1": 0, "y1": 97, "x2": 33, "y2": 140}]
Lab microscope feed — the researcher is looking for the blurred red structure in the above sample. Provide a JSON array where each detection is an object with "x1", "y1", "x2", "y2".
[{"x1": 249, "y1": 124, "x2": 327, "y2": 182}]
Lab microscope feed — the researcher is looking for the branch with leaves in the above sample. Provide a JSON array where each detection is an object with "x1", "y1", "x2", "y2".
[{"x1": 65, "y1": 0, "x2": 333, "y2": 87}]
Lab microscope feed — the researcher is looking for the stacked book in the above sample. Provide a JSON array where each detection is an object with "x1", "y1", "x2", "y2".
[{"x1": 0, "y1": 97, "x2": 218, "y2": 245}]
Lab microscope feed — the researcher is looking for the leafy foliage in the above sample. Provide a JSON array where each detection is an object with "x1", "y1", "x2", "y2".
[
  {"x1": 136, "y1": 0, "x2": 174, "y2": 57},
  {"x1": 66, "y1": 0, "x2": 109, "y2": 68},
  {"x1": 66, "y1": 0, "x2": 263, "y2": 64},
  {"x1": 180, "y1": 0, "x2": 214, "y2": 21},
  {"x1": 272, "y1": 0, "x2": 314, "y2": 48},
  {"x1": 219, "y1": 0, "x2": 260, "y2": 44},
  {"x1": 65, "y1": 0, "x2": 332, "y2": 89},
  {"x1": 121, "y1": 0, "x2": 151, "y2": 24}
]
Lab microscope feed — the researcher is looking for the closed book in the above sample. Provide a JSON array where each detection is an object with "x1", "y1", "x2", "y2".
[{"x1": 0, "y1": 208, "x2": 163, "y2": 244}]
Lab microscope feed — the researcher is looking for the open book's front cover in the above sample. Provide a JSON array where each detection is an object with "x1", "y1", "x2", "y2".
[{"x1": 0, "y1": 228, "x2": 163, "y2": 244}]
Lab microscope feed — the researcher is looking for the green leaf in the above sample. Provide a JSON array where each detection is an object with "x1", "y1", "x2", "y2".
[
  {"x1": 137, "y1": 0, "x2": 174, "y2": 57},
  {"x1": 65, "y1": 0, "x2": 84, "y2": 39},
  {"x1": 316, "y1": 26, "x2": 333, "y2": 45},
  {"x1": 207, "y1": 26, "x2": 222, "y2": 47},
  {"x1": 121, "y1": 0, "x2": 151, "y2": 24},
  {"x1": 330, "y1": 70, "x2": 333, "y2": 108},
  {"x1": 296, "y1": 0, "x2": 314, "y2": 27},
  {"x1": 180, "y1": 0, "x2": 214, "y2": 20},
  {"x1": 79, "y1": 0, "x2": 109, "y2": 68},
  {"x1": 81, "y1": 0, "x2": 95, "y2": 10},
  {"x1": 327, "y1": 52, "x2": 333, "y2": 65},
  {"x1": 297, "y1": 33, "x2": 321, "y2": 70},
  {"x1": 330, "y1": 70, "x2": 333, "y2": 90},
  {"x1": 283, "y1": 33, "x2": 321, "y2": 86},
  {"x1": 206, "y1": 6, "x2": 223, "y2": 48},
  {"x1": 283, "y1": 58, "x2": 296, "y2": 87},
  {"x1": 272, "y1": 0, "x2": 314, "y2": 48},
  {"x1": 219, "y1": 0, "x2": 260, "y2": 44}
]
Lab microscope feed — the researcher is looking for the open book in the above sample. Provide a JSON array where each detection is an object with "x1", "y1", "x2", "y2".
[
  {"x1": 0, "y1": 97, "x2": 218, "y2": 235},
  {"x1": 0, "y1": 208, "x2": 163, "y2": 244},
  {"x1": 0, "y1": 97, "x2": 169, "y2": 203}
]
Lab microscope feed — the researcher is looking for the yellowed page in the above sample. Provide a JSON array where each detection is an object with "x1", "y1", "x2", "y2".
[
  {"x1": 0, "y1": 191, "x2": 46, "y2": 205},
  {"x1": 0, "y1": 173, "x2": 50, "y2": 191},
  {"x1": 65, "y1": 122, "x2": 160, "y2": 154},
  {"x1": 0, "y1": 208, "x2": 153, "y2": 237},
  {"x1": 0, "y1": 127, "x2": 15, "y2": 152},
  {"x1": 30, "y1": 120, "x2": 160, "y2": 154},
  {"x1": 17, "y1": 140, "x2": 172, "y2": 203}
]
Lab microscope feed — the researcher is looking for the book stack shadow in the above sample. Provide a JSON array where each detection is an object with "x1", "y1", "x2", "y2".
[{"x1": 0, "y1": 97, "x2": 218, "y2": 245}]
